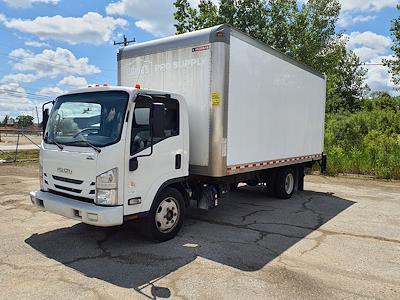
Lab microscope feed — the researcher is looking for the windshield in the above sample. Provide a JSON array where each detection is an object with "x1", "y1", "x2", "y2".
[{"x1": 45, "y1": 91, "x2": 129, "y2": 148}]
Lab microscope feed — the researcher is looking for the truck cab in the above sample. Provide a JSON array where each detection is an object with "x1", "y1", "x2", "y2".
[{"x1": 31, "y1": 85, "x2": 190, "y2": 241}]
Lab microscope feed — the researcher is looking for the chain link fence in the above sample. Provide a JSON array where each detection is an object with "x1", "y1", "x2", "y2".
[{"x1": 0, "y1": 128, "x2": 41, "y2": 163}]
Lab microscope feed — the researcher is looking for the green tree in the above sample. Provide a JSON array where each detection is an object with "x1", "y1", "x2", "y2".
[
  {"x1": 16, "y1": 115, "x2": 34, "y2": 128},
  {"x1": 2, "y1": 115, "x2": 10, "y2": 125},
  {"x1": 326, "y1": 43, "x2": 369, "y2": 113},
  {"x1": 384, "y1": 5, "x2": 400, "y2": 86},
  {"x1": 174, "y1": 0, "x2": 198, "y2": 34}
]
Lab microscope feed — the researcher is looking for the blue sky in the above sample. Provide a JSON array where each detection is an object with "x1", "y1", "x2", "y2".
[{"x1": 0, "y1": 0, "x2": 398, "y2": 121}]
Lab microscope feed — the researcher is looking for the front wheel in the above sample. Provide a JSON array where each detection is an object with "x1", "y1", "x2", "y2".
[{"x1": 145, "y1": 187, "x2": 185, "y2": 242}]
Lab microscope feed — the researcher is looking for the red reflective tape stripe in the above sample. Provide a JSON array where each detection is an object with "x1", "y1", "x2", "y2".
[{"x1": 227, "y1": 154, "x2": 322, "y2": 171}]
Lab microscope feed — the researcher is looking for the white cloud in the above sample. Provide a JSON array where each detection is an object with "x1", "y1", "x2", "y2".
[
  {"x1": 1, "y1": 12, "x2": 127, "y2": 45},
  {"x1": 345, "y1": 31, "x2": 397, "y2": 95},
  {"x1": 339, "y1": 0, "x2": 398, "y2": 12},
  {"x1": 25, "y1": 40, "x2": 49, "y2": 48},
  {"x1": 345, "y1": 31, "x2": 392, "y2": 61},
  {"x1": 364, "y1": 55, "x2": 398, "y2": 95},
  {"x1": 105, "y1": 0, "x2": 220, "y2": 37},
  {"x1": 0, "y1": 73, "x2": 37, "y2": 83},
  {"x1": 58, "y1": 75, "x2": 87, "y2": 89},
  {"x1": 337, "y1": 0, "x2": 398, "y2": 28},
  {"x1": 106, "y1": 0, "x2": 175, "y2": 37},
  {"x1": 0, "y1": 83, "x2": 35, "y2": 118},
  {"x1": 9, "y1": 47, "x2": 100, "y2": 78},
  {"x1": 38, "y1": 86, "x2": 65, "y2": 96},
  {"x1": 2, "y1": 0, "x2": 60, "y2": 8},
  {"x1": 338, "y1": 13, "x2": 376, "y2": 27}
]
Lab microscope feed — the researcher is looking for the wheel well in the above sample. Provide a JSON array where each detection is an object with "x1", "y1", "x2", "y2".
[
  {"x1": 168, "y1": 182, "x2": 190, "y2": 207},
  {"x1": 153, "y1": 179, "x2": 190, "y2": 209}
]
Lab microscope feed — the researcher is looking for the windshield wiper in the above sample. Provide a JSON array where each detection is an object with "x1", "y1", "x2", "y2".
[
  {"x1": 44, "y1": 136, "x2": 64, "y2": 150},
  {"x1": 66, "y1": 140, "x2": 101, "y2": 153}
]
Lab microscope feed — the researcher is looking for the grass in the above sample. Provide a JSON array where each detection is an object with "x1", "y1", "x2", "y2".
[
  {"x1": 324, "y1": 96, "x2": 400, "y2": 180},
  {"x1": 0, "y1": 149, "x2": 39, "y2": 162}
]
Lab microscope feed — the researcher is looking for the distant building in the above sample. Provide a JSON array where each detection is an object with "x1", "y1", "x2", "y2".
[{"x1": 7, "y1": 117, "x2": 15, "y2": 126}]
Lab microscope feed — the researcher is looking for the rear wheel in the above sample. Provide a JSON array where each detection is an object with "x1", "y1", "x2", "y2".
[
  {"x1": 274, "y1": 168, "x2": 295, "y2": 199},
  {"x1": 145, "y1": 187, "x2": 185, "y2": 242}
]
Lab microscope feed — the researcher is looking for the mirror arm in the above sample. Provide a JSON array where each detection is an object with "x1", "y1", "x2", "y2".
[
  {"x1": 42, "y1": 100, "x2": 54, "y2": 137},
  {"x1": 41, "y1": 100, "x2": 54, "y2": 112},
  {"x1": 137, "y1": 94, "x2": 154, "y2": 105}
]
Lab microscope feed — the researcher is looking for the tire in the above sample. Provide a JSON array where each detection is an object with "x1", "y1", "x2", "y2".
[
  {"x1": 274, "y1": 168, "x2": 295, "y2": 199},
  {"x1": 145, "y1": 187, "x2": 185, "y2": 242}
]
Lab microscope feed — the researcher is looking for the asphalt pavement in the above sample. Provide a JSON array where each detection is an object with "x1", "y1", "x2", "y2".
[{"x1": 0, "y1": 164, "x2": 399, "y2": 299}]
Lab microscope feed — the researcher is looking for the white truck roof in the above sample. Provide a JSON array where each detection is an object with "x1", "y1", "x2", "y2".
[{"x1": 118, "y1": 24, "x2": 324, "y2": 79}]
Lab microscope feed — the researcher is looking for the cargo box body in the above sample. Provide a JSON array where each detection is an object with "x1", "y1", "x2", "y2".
[{"x1": 118, "y1": 25, "x2": 326, "y2": 177}]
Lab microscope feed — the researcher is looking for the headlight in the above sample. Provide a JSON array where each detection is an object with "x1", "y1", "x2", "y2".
[
  {"x1": 95, "y1": 189, "x2": 118, "y2": 206},
  {"x1": 95, "y1": 168, "x2": 118, "y2": 206},
  {"x1": 96, "y1": 168, "x2": 118, "y2": 189}
]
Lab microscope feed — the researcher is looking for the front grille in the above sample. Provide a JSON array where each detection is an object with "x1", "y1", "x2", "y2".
[
  {"x1": 54, "y1": 184, "x2": 82, "y2": 194},
  {"x1": 49, "y1": 189, "x2": 94, "y2": 204},
  {"x1": 52, "y1": 175, "x2": 83, "y2": 185}
]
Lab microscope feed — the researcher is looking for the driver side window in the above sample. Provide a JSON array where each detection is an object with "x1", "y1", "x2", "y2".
[
  {"x1": 131, "y1": 101, "x2": 151, "y2": 155},
  {"x1": 130, "y1": 96, "x2": 179, "y2": 155}
]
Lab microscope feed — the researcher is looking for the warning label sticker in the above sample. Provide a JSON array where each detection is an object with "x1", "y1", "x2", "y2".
[
  {"x1": 211, "y1": 92, "x2": 221, "y2": 106},
  {"x1": 192, "y1": 45, "x2": 210, "y2": 52}
]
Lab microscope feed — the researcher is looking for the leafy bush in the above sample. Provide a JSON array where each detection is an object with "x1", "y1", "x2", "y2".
[{"x1": 324, "y1": 95, "x2": 400, "y2": 179}]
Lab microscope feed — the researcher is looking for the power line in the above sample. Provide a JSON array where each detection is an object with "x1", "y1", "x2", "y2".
[
  {"x1": 0, "y1": 88, "x2": 52, "y2": 100},
  {"x1": 363, "y1": 63, "x2": 386, "y2": 66}
]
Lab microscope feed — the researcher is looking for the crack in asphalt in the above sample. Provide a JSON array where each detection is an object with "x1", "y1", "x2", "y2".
[
  {"x1": 301, "y1": 197, "x2": 325, "y2": 228},
  {"x1": 317, "y1": 229, "x2": 400, "y2": 244},
  {"x1": 62, "y1": 229, "x2": 190, "y2": 267},
  {"x1": 240, "y1": 208, "x2": 276, "y2": 222},
  {"x1": 188, "y1": 215, "x2": 305, "y2": 240}
]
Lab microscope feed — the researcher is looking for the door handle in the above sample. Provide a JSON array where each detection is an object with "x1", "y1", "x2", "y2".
[{"x1": 175, "y1": 154, "x2": 181, "y2": 169}]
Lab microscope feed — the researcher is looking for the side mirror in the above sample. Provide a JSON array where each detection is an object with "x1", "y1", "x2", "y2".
[
  {"x1": 42, "y1": 108, "x2": 49, "y2": 135},
  {"x1": 129, "y1": 157, "x2": 138, "y2": 171},
  {"x1": 151, "y1": 102, "x2": 166, "y2": 138}
]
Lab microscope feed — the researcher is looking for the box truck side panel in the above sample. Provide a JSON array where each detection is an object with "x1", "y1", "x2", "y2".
[
  {"x1": 119, "y1": 45, "x2": 212, "y2": 167},
  {"x1": 227, "y1": 35, "x2": 326, "y2": 167}
]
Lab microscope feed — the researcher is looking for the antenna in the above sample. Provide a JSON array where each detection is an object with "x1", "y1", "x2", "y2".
[{"x1": 114, "y1": 35, "x2": 136, "y2": 47}]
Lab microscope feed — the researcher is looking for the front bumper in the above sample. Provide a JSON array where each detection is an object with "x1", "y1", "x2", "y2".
[{"x1": 30, "y1": 190, "x2": 123, "y2": 227}]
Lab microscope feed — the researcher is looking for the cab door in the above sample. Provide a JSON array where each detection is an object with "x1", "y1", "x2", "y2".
[{"x1": 124, "y1": 93, "x2": 186, "y2": 216}]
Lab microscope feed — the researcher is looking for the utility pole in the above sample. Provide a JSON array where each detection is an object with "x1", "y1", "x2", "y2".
[
  {"x1": 114, "y1": 35, "x2": 135, "y2": 47},
  {"x1": 35, "y1": 106, "x2": 40, "y2": 127}
]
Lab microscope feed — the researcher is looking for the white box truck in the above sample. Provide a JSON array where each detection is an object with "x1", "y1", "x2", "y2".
[{"x1": 30, "y1": 25, "x2": 326, "y2": 241}]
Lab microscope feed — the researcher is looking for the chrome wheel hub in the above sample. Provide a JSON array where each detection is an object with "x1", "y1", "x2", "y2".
[
  {"x1": 285, "y1": 173, "x2": 294, "y2": 194},
  {"x1": 155, "y1": 197, "x2": 180, "y2": 233}
]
